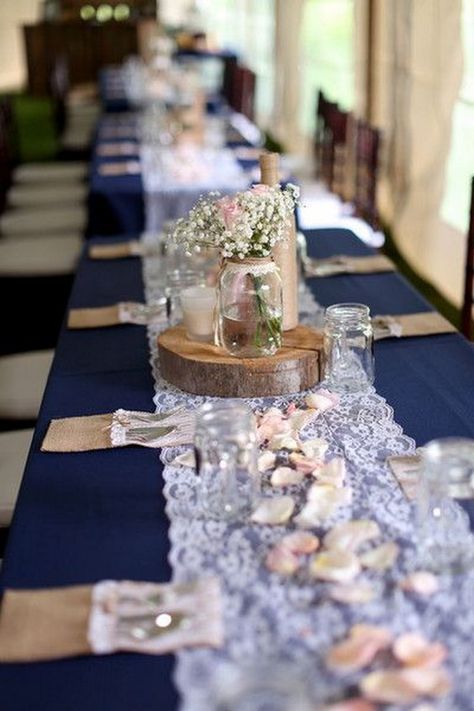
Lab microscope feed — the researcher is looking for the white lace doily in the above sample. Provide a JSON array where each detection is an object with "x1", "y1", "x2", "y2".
[{"x1": 140, "y1": 237, "x2": 474, "y2": 711}]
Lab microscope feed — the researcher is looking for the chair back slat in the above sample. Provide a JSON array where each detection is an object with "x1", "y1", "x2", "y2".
[
  {"x1": 461, "y1": 176, "x2": 474, "y2": 339},
  {"x1": 353, "y1": 119, "x2": 380, "y2": 229}
]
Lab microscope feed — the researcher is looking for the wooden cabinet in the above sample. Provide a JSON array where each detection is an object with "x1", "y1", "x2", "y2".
[{"x1": 23, "y1": 21, "x2": 144, "y2": 95}]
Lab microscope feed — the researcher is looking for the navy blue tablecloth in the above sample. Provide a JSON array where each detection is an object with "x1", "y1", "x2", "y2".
[
  {"x1": 87, "y1": 116, "x2": 260, "y2": 236},
  {"x1": 1, "y1": 229, "x2": 473, "y2": 710}
]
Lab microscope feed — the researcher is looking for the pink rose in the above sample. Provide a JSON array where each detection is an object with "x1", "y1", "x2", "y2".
[
  {"x1": 216, "y1": 196, "x2": 242, "y2": 230},
  {"x1": 251, "y1": 183, "x2": 271, "y2": 195}
]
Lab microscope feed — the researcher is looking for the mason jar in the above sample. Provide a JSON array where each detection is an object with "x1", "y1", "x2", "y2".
[
  {"x1": 323, "y1": 302, "x2": 374, "y2": 392},
  {"x1": 217, "y1": 257, "x2": 282, "y2": 358}
]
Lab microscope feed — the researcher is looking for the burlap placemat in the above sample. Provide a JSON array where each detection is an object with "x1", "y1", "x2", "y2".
[
  {"x1": 41, "y1": 413, "x2": 113, "y2": 452},
  {"x1": 0, "y1": 585, "x2": 93, "y2": 662}
]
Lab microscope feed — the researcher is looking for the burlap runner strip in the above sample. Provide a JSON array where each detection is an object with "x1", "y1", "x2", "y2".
[
  {"x1": 0, "y1": 585, "x2": 93, "y2": 662},
  {"x1": 41, "y1": 413, "x2": 113, "y2": 452}
]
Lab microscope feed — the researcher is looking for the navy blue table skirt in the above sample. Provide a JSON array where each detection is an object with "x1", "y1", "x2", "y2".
[{"x1": 1, "y1": 228, "x2": 473, "y2": 710}]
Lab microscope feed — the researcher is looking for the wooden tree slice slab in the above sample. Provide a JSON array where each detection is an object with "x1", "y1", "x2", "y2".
[{"x1": 157, "y1": 325, "x2": 323, "y2": 398}]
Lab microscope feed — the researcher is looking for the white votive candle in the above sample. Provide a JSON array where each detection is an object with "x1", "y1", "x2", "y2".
[{"x1": 181, "y1": 286, "x2": 217, "y2": 342}]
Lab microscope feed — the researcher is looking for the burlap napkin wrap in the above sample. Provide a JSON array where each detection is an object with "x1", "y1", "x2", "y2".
[
  {"x1": 306, "y1": 254, "x2": 396, "y2": 276},
  {"x1": 41, "y1": 409, "x2": 195, "y2": 452},
  {"x1": 67, "y1": 302, "x2": 165, "y2": 329},
  {"x1": 88, "y1": 241, "x2": 143, "y2": 260},
  {"x1": 373, "y1": 312, "x2": 456, "y2": 340},
  {"x1": 0, "y1": 578, "x2": 223, "y2": 663}
]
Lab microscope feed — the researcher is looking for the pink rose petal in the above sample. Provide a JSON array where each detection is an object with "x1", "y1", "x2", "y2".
[
  {"x1": 326, "y1": 625, "x2": 392, "y2": 673},
  {"x1": 393, "y1": 633, "x2": 447, "y2": 668}
]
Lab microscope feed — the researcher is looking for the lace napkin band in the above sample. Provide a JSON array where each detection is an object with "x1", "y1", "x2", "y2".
[
  {"x1": 373, "y1": 312, "x2": 456, "y2": 341},
  {"x1": 388, "y1": 451, "x2": 474, "y2": 501},
  {"x1": 41, "y1": 408, "x2": 195, "y2": 452},
  {"x1": 0, "y1": 578, "x2": 223, "y2": 663},
  {"x1": 304, "y1": 253, "x2": 395, "y2": 277},
  {"x1": 67, "y1": 301, "x2": 166, "y2": 329},
  {"x1": 88, "y1": 241, "x2": 162, "y2": 260},
  {"x1": 98, "y1": 160, "x2": 141, "y2": 177}
]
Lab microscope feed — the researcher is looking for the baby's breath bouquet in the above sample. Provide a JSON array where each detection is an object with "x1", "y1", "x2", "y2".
[
  {"x1": 172, "y1": 183, "x2": 299, "y2": 259},
  {"x1": 172, "y1": 183, "x2": 299, "y2": 358}
]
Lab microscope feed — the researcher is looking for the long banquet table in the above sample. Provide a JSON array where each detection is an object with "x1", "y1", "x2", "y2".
[{"x1": 1, "y1": 227, "x2": 474, "y2": 709}]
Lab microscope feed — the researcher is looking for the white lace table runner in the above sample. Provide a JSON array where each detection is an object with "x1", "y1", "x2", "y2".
[
  {"x1": 141, "y1": 145, "x2": 248, "y2": 233},
  {"x1": 141, "y1": 245, "x2": 474, "y2": 710}
]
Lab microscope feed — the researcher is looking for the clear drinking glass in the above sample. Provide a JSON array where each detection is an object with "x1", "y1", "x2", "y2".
[
  {"x1": 323, "y1": 303, "x2": 374, "y2": 392},
  {"x1": 194, "y1": 402, "x2": 259, "y2": 521},
  {"x1": 416, "y1": 438, "x2": 474, "y2": 573}
]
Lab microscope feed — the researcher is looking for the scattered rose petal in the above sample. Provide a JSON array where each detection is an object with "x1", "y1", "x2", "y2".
[
  {"x1": 316, "y1": 457, "x2": 346, "y2": 487},
  {"x1": 360, "y1": 667, "x2": 451, "y2": 704},
  {"x1": 269, "y1": 434, "x2": 300, "y2": 451},
  {"x1": 251, "y1": 496, "x2": 295, "y2": 525},
  {"x1": 257, "y1": 409, "x2": 291, "y2": 443},
  {"x1": 326, "y1": 625, "x2": 392, "y2": 672},
  {"x1": 295, "y1": 486, "x2": 351, "y2": 528},
  {"x1": 289, "y1": 452, "x2": 323, "y2": 475},
  {"x1": 359, "y1": 541, "x2": 399, "y2": 571},
  {"x1": 265, "y1": 545, "x2": 300, "y2": 575},
  {"x1": 271, "y1": 466, "x2": 304, "y2": 487},
  {"x1": 305, "y1": 389, "x2": 340, "y2": 411},
  {"x1": 281, "y1": 531, "x2": 320, "y2": 554},
  {"x1": 319, "y1": 700, "x2": 377, "y2": 711},
  {"x1": 360, "y1": 670, "x2": 421, "y2": 705},
  {"x1": 286, "y1": 402, "x2": 297, "y2": 415},
  {"x1": 309, "y1": 550, "x2": 361, "y2": 583},
  {"x1": 173, "y1": 450, "x2": 196, "y2": 468},
  {"x1": 258, "y1": 451, "x2": 277, "y2": 473},
  {"x1": 329, "y1": 583, "x2": 377, "y2": 605},
  {"x1": 393, "y1": 633, "x2": 447, "y2": 668},
  {"x1": 288, "y1": 408, "x2": 319, "y2": 433},
  {"x1": 323, "y1": 520, "x2": 380, "y2": 552},
  {"x1": 399, "y1": 571, "x2": 439, "y2": 596},
  {"x1": 401, "y1": 667, "x2": 451, "y2": 697},
  {"x1": 300, "y1": 437, "x2": 329, "y2": 460},
  {"x1": 307, "y1": 483, "x2": 352, "y2": 504}
]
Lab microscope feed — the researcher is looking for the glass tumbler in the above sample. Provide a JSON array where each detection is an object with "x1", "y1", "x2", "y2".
[
  {"x1": 194, "y1": 402, "x2": 259, "y2": 521},
  {"x1": 416, "y1": 437, "x2": 474, "y2": 573},
  {"x1": 323, "y1": 303, "x2": 374, "y2": 392}
]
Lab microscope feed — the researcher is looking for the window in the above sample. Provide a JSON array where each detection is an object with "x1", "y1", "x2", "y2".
[
  {"x1": 200, "y1": 0, "x2": 275, "y2": 123},
  {"x1": 299, "y1": 0, "x2": 354, "y2": 135},
  {"x1": 441, "y1": 0, "x2": 474, "y2": 232}
]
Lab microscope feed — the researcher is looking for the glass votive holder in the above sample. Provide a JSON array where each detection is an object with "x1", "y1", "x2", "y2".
[
  {"x1": 323, "y1": 302, "x2": 374, "y2": 393},
  {"x1": 165, "y1": 268, "x2": 204, "y2": 324},
  {"x1": 181, "y1": 285, "x2": 216, "y2": 342},
  {"x1": 194, "y1": 402, "x2": 259, "y2": 521},
  {"x1": 416, "y1": 437, "x2": 474, "y2": 573}
]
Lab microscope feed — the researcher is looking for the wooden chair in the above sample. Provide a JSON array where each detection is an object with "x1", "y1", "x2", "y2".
[
  {"x1": 461, "y1": 177, "x2": 474, "y2": 339},
  {"x1": 353, "y1": 119, "x2": 381, "y2": 229},
  {"x1": 232, "y1": 66, "x2": 257, "y2": 121},
  {"x1": 325, "y1": 104, "x2": 350, "y2": 198},
  {"x1": 314, "y1": 90, "x2": 338, "y2": 186}
]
